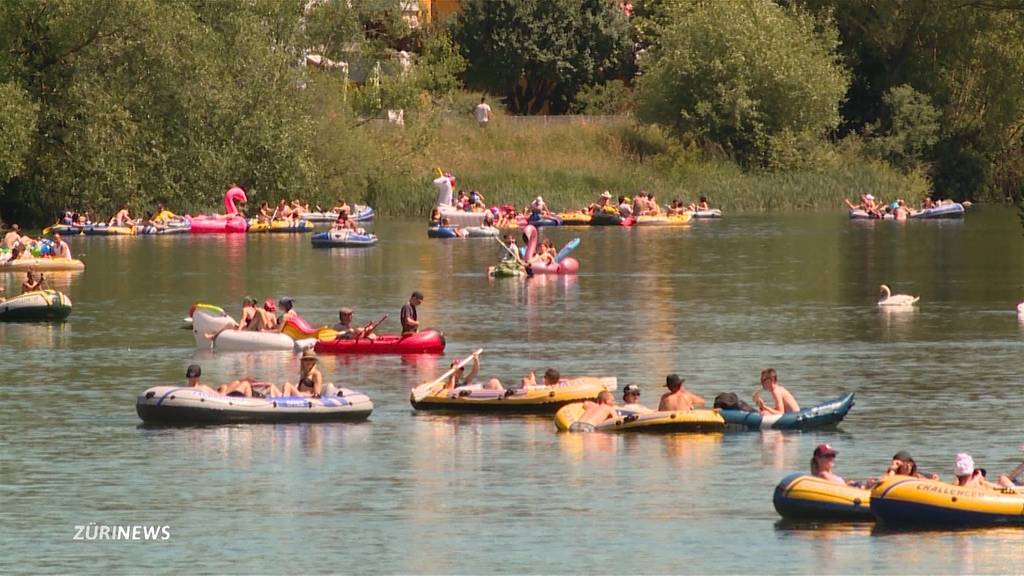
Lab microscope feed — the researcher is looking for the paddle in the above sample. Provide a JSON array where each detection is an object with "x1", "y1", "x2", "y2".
[
  {"x1": 353, "y1": 314, "x2": 388, "y2": 342},
  {"x1": 411, "y1": 349, "x2": 483, "y2": 402},
  {"x1": 491, "y1": 236, "x2": 533, "y2": 277},
  {"x1": 1005, "y1": 445, "x2": 1024, "y2": 483}
]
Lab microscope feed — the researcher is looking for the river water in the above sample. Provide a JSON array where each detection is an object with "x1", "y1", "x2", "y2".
[{"x1": 2, "y1": 209, "x2": 1024, "y2": 574}]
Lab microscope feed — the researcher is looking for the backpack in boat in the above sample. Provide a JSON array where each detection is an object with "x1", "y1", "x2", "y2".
[{"x1": 713, "y1": 392, "x2": 753, "y2": 412}]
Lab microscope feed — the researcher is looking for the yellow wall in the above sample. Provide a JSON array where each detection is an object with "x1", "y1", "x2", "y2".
[{"x1": 421, "y1": 0, "x2": 460, "y2": 24}]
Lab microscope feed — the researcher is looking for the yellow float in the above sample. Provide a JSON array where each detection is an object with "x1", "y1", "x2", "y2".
[
  {"x1": 1, "y1": 257, "x2": 85, "y2": 272},
  {"x1": 773, "y1": 473, "x2": 873, "y2": 520},
  {"x1": 411, "y1": 377, "x2": 616, "y2": 413},
  {"x1": 870, "y1": 476, "x2": 1024, "y2": 526},
  {"x1": 555, "y1": 403, "x2": 725, "y2": 433}
]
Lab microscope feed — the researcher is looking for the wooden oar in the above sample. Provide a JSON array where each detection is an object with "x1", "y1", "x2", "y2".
[
  {"x1": 491, "y1": 236, "x2": 532, "y2": 276},
  {"x1": 411, "y1": 349, "x2": 483, "y2": 402},
  {"x1": 354, "y1": 314, "x2": 388, "y2": 342}
]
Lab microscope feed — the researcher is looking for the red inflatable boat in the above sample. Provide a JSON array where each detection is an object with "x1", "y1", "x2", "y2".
[{"x1": 314, "y1": 329, "x2": 446, "y2": 354}]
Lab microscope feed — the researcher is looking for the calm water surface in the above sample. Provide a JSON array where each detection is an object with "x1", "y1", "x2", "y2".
[{"x1": 2, "y1": 210, "x2": 1024, "y2": 574}]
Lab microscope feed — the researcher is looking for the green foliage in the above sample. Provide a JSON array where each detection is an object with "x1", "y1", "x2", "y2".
[
  {"x1": 865, "y1": 84, "x2": 940, "y2": 171},
  {"x1": 0, "y1": 82, "x2": 37, "y2": 182},
  {"x1": 635, "y1": 0, "x2": 849, "y2": 167},
  {"x1": 452, "y1": 0, "x2": 632, "y2": 114},
  {"x1": 571, "y1": 80, "x2": 634, "y2": 115}
]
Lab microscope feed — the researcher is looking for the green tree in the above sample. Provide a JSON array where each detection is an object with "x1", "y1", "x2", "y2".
[
  {"x1": 452, "y1": 0, "x2": 632, "y2": 114},
  {"x1": 0, "y1": 82, "x2": 37, "y2": 183},
  {"x1": 635, "y1": 0, "x2": 849, "y2": 166},
  {"x1": 866, "y1": 84, "x2": 940, "y2": 171}
]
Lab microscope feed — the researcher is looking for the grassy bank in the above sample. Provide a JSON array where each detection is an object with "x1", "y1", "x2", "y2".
[{"x1": 336, "y1": 111, "x2": 928, "y2": 218}]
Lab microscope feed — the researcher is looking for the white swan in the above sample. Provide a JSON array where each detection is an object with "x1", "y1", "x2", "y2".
[
  {"x1": 878, "y1": 284, "x2": 919, "y2": 307},
  {"x1": 1017, "y1": 302, "x2": 1024, "y2": 315}
]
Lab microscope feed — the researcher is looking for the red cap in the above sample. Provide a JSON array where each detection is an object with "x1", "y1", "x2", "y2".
[
  {"x1": 264, "y1": 299, "x2": 276, "y2": 312},
  {"x1": 813, "y1": 443, "x2": 837, "y2": 458}
]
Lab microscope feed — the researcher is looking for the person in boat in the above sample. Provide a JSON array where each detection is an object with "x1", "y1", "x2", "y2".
[
  {"x1": 587, "y1": 191, "x2": 613, "y2": 214},
  {"x1": 429, "y1": 207, "x2": 442, "y2": 226},
  {"x1": 809, "y1": 444, "x2": 861, "y2": 486},
  {"x1": 273, "y1": 199, "x2": 292, "y2": 221},
  {"x1": 696, "y1": 196, "x2": 710, "y2": 211},
  {"x1": 277, "y1": 297, "x2": 300, "y2": 330},
  {"x1": 529, "y1": 238, "x2": 556, "y2": 266},
  {"x1": 442, "y1": 351, "x2": 505, "y2": 393},
  {"x1": 571, "y1": 391, "x2": 618, "y2": 432},
  {"x1": 481, "y1": 210, "x2": 497, "y2": 229},
  {"x1": 332, "y1": 211, "x2": 360, "y2": 232},
  {"x1": 617, "y1": 195, "x2": 633, "y2": 218},
  {"x1": 867, "y1": 451, "x2": 940, "y2": 487},
  {"x1": 257, "y1": 201, "x2": 273, "y2": 224},
  {"x1": 631, "y1": 192, "x2": 648, "y2": 216},
  {"x1": 4, "y1": 224, "x2": 22, "y2": 249},
  {"x1": 455, "y1": 190, "x2": 469, "y2": 211},
  {"x1": 51, "y1": 233, "x2": 71, "y2": 259},
  {"x1": 108, "y1": 205, "x2": 133, "y2": 227},
  {"x1": 185, "y1": 364, "x2": 220, "y2": 395},
  {"x1": 281, "y1": 349, "x2": 323, "y2": 397},
  {"x1": 921, "y1": 196, "x2": 936, "y2": 210},
  {"x1": 21, "y1": 270, "x2": 44, "y2": 293},
  {"x1": 488, "y1": 233, "x2": 530, "y2": 277},
  {"x1": 520, "y1": 368, "x2": 563, "y2": 389},
  {"x1": 204, "y1": 297, "x2": 258, "y2": 342},
  {"x1": 333, "y1": 198, "x2": 351, "y2": 215},
  {"x1": 647, "y1": 193, "x2": 662, "y2": 216},
  {"x1": 952, "y1": 453, "x2": 1015, "y2": 490},
  {"x1": 620, "y1": 384, "x2": 654, "y2": 414},
  {"x1": 439, "y1": 217, "x2": 465, "y2": 237},
  {"x1": 333, "y1": 307, "x2": 378, "y2": 341},
  {"x1": 658, "y1": 374, "x2": 704, "y2": 412},
  {"x1": 756, "y1": 368, "x2": 799, "y2": 415},
  {"x1": 468, "y1": 190, "x2": 486, "y2": 211},
  {"x1": 529, "y1": 196, "x2": 548, "y2": 218},
  {"x1": 217, "y1": 376, "x2": 282, "y2": 398},
  {"x1": 400, "y1": 291, "x2": 423, "y2": 336},
  {"x1": 291, "y1": 200, "x2": 308, "y2": 218},
  {"x1": 250, "y1": 299, "x2": 279, "y2": 331}
]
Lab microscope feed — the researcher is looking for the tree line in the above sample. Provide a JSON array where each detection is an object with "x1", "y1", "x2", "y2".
[{"x1": 2, "y1": 0, "x2": 1023, "y2": 225}]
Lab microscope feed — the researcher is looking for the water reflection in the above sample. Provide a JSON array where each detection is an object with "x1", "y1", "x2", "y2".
[
  {"x1": 879, "y1": 306, "x2": 915, "y2": 339},
  {"x1": 0, "y1": 321, "x2": 71, "y2": 349}
]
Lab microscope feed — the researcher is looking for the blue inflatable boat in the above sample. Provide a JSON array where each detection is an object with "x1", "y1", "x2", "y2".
[
  {"x1": 311, "y1": 230, "x2": 378, "y2": 247},
  {"x1": 720, "y1": 393, "x2": 854, "y2": 431},
  {"x1": 427, "y1": 226, "x2": 461, "y2": 239}
]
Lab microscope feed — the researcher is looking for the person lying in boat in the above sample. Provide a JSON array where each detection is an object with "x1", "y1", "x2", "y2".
[
  {"x1": 218, "y1": 376, "x2": 282, "y2": 398},
  {"x1": 952, "y1": 453, "x2": 1015, "y2": 490},
  {"x1": 521, "y1": 368, "x2": 563, "y2": 389},
  {"x1": 185, "y1": 364, "x2": 220, "y2": 395},
  {"x1": 570, "y1": 391, "x2": 618, "y2": 432},
  {"x1": 333, "y1": 307, "x2": 379, "y2": 341},
  {"x1": 108, "y1": 205, "x2": 133, "y2": 227},
  {"x1": 756, "y1": 368, "x2": 799, "y2": 415},
  {"x1": 280, "y1": 349, "x2": 323, "y2": 397},
  {"x1": 658, "y1": 374, "x2": 704, "y2": 412},
  {"x1": 442, "y1": 352, "x2": 505, "y2": 395},
  {"x1": 620, "y1": 384, "x2": 654, "y2": 414}
]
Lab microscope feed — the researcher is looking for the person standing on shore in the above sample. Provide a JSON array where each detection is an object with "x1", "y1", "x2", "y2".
[{"x1": 474, "y1": 96, "x2": 492, "y2": 128}]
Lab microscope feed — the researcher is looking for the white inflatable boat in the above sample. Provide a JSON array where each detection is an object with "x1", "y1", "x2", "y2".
[{"x1": 136, "y1": 385, "x2": 373, "y2": 424}]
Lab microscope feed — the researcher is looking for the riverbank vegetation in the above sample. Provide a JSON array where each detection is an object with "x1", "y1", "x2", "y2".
[{"x1": 1, "y1": 0, "x2": 1022, "y2": 225}]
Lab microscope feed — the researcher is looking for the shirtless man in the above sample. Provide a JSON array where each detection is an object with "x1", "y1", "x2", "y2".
[
  {"x1": 3, "y1": 224, "x2": 21, "y2": 249},
  {"x1": 185, "y1": 364, "x2": 219, "y2": 395},
  {"x1": 570, "y1": 391, "x2": 618, "y2": 432},
  {"x1": 109, "y1": 205, "x2": 133, "y2": 227},
  {"x1": 51, "y1": 233, "x2": 72, "y2": 259},
  {"x1": 658, "y1": 374, "x2": 704, "y2": 411},
  {"x1": 756, "y1": 368, "x2": 799, "y2": 415}
]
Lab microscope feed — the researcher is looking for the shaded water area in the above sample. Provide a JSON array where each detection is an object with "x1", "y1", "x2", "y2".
[{"x1": 2, "y1": 209, "x2": 1024, "y2": 573}]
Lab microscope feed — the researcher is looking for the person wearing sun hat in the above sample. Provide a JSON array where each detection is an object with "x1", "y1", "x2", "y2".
[
  {"x1": 281, "y1": 349, "x2": 323, "y2": 398},
  {"x1": 952, "y1": 453, "x2": 1015, "y2": 489},
  {"x1": 587, "y1": 190, "x2": 613, "y2": 214}
]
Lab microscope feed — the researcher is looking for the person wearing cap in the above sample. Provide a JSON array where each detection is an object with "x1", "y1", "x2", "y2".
[
  {"x1": 951, "y1": 453, "x2": 1014, "y2": 489},
  {"x1": 810, "y1": 444, "x2": 850, "y2": 486},
  {"x1": 620, "y1": 384, "x2": 653, "y2": 414},
  {"x1": 185, "y1": 364, "x2": 219, "y2": 395},
  {"x1": 400, "y1": 291, "x2": 423, "y2": 336},
  {"x1": 756, "y1": 368, "x2": 799, "y2": 415},
  {"x1": 658, "y1": 374, "x2": 705, "y2": 412},
  {"x1": 281, "y1": 349, "x2": 323, "y2": 397}
]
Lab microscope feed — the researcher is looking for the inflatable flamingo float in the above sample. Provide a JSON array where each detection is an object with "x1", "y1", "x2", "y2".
[
  {"x1": 187, "y1": 186, "x2": 249, "y2": 233},
  {"x1": 523, "y1": 225, "x2": 579, "y2": 274}
]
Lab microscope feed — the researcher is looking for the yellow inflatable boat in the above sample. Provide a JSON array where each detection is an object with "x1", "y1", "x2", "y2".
[
  {"x1": 773, "y1": 473, "x2": 873, "y2": 520},
  {"x1": 247, "y1": 219, "x2": 314, "y2": 233},
  {"x1": 554, "y1": 403, "x2": 724, "y2": 433},
  {"x1": 410, "y1": 377, "x2": 616, "y2": 413},
  {"x1": 1, "y1": 257, "x2": 85, "y2": 272},
  {"x1": 870, "y1": 476, "x2": 1024, "y2": 526},
  {"x1": 634, "y1": 213, "x2": 693, "y2": 226}
]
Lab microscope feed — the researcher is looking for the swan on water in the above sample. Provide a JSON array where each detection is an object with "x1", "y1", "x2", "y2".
[
  {"x1": 878, "y1": 284, "x2": 919, "y2": 307},
  {"x1": 1017, "y1": 302, "x2": 1024, "y2": 315}
]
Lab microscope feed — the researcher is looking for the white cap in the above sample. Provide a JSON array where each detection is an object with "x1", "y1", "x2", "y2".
[
  {"x1": 865, "y1": 194, "x2": 875, "y2": 201},
  {"x1": 535, "y1": 196, "x2": 543, "y2": 203},
  {"x1": 954, "y1": 452, "x2": 975, "y2": 477}
]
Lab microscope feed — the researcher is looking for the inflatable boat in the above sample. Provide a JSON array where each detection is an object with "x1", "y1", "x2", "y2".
[
  {"x1": 720, "y1": 393, "x2": 854, "y2": 431},
  {"x1": 635, "y1": 213, "x2": 693, "y2": 226},
  {"x1": 46, "y1": 224, "x2": 85, "y2": 235},
  {"x1": 0, "y1": 289, "x2": 72, "y2": 321},
  {"x1": 522, "y1": 213, "x2": 563, "y2": 227},
  {"x1": 556, "y1": 404, "x2": 725, "y2": 433},
  {"x1": 522, "y1": 225, "x2": 579, "y2": 275},
  {"x1": 488, "y1": 261, "x2": 525, "y2": 278},
  {"x1": 465, "y1": 226, "x2": 500, "y2": 238},
  {"x1": 411, "y1": 377, "x2": 617, "y2": 413},
  {"x1": 590, "y1": 211, "x2": 634, "y2": 227},
  {"x1": 247, "y1": 219, "x2": 315, "y2": 233},
  {"x1": 310, "y1": 230, "x2": 378, "y2": 247},
  {"x1": 136, "y1": 385, "x2": 373, "y2": 424},
  {"x1": 427, "y1": 226, "x2": 464, "y2": 239},
  {"x1": 135, "y1": 222, "x2": 191, "y2": 235},
  {"x1": 314, "y1": 329, "x2": 445, "y2": 354},
  {"x1": 773, "y1": 473, "x2": 873, "y2": 521},
  {"x1": 558, "y1": 212, "x2": 592, "y2": 226},
  {"x1": 690, "y1": 209, "x2": 723, "y2": 219},
  {"x1": 0, "y1": 257, "x2": 85, "y2": 272},
  {"x1": 909, "y1": 203, "x2": 965, "y2": 219},
  {"x1": 82, "y1": 224, "x2": 135, "y2": 236},
  {"x1": 190, "y1": 304, "x2": 314, "y2": 352},
  {"x1": 870, "y1": 476, "x2": 1024, "y2": 526},
  {"x1": 303, "y1": 205, "x2": 375, "y2": 223}
]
